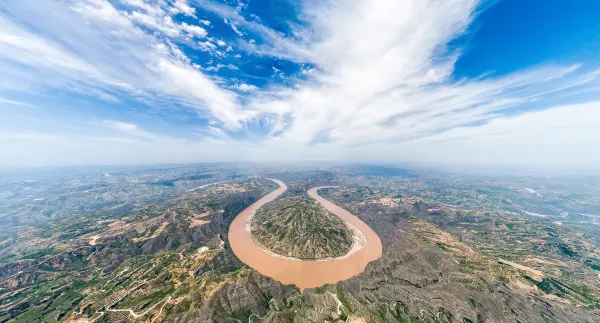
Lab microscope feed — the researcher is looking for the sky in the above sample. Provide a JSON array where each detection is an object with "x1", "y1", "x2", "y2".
[{"x1": 1, "y1": 0, "x2": 600, "y2": 170}]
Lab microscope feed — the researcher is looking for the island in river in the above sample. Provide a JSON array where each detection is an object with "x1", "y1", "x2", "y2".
[
  {"x1": 250, "y1": 195, "x2": 354, "y2": 260},
  {"x1": 228, "y1": 178, "x2": 383, "y2": 289}
]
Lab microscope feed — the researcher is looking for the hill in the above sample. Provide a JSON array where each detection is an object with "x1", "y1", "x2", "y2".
[{"x1": 250, "y1": 195, "x2": 353, "y2": 260}]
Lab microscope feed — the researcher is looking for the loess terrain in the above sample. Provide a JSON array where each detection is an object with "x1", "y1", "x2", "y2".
[
  {"x1": 1, "y1": 165, "x2": 600, "y2": 322},
  {"x1": 250, "y1": 195, "x2": 353, "y2": 260}
]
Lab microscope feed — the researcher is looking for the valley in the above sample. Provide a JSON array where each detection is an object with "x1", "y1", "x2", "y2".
[{"x1": 1, "y1": 164, "x2": 600, "y2": 322}]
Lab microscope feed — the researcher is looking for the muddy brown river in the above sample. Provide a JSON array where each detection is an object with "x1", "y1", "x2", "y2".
[{"x1": 228, "y1": 179, "x2": 383, "y2": 289}]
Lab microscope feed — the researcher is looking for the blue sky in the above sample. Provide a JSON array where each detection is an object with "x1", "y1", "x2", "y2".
[{"x1": 1, "y1": 0, "x2": 600, "y2": 169}]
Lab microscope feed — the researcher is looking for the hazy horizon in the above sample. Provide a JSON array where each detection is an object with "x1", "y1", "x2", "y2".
[{"x1": 3, "y1": 160, "x2": 600, "y2": 179}]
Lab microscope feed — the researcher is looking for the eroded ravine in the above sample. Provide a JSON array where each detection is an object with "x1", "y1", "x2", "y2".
[{"x1": 228, "y1": 178, "x2": 383, "y2": 289}]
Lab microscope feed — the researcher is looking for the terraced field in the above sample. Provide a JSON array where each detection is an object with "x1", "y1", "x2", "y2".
[{"x1": 250, "y1": 195, "x2": 353, "y2": 259}]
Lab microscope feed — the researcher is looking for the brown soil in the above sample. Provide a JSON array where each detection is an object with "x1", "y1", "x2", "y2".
[
  {"x1": 228, "y1": 179, "x2": 382, "y2": 290},
  {"x1": 189, "y1": 219, "x2": 210, "y2": 228},
  {"x1": 498, "y1": 258, "x2": 544, "y2": 281}
]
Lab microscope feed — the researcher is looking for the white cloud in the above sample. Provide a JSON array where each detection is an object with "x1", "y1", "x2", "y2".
[
  {"x1": 239, "y1": 1, "x2": 597, "y2": 153},
  {"x1": 170, "y1": 0, "x2": 196, "y2": 17},
  {"x1": 235, "y1": 0, "x2": 247, "y2": 12},
  {"x1": 0, "y1": 97, "x2": 35, "y2": 108},
  {"x1": 122, "y1": 0, "x2": 165, "y2": 16},
  {"x1": 197, "y1": 1, "x2": 311, "y2": 61},
  {"x1": 155, "y1": 59, "x2": 254, "y2": 126},
  {"x1": 236, "y1": 83, "x2": 257, "y2": 92},
  {"x1": 205, "y1": 63, "x2": 225, "y2": 71},
  {"x1": 180, "y1": 22, "x2": 207, "y2": 38},
  {"x1": 271, "y1": 66, "x2": 284, "y2": 78},
  {"x1": 219, "y1": 0, "x2": 597, "y2": 169},
  {"x1": 0, "y1": 0, "x2": 246, "y2": 128},
  {"x1": 124, "y1": 4, "x2": 206, "y2": 38},
  {"x1": 106, "y1": 120, "x2": 138, "y2": 133},
  {"x1": 128, "y1": 10, "x2": 181, "y2": 36},
  {"x1": 1, "y1": 0, "x2": 599, "y2": 169},
  {"x1": 198, "y1": 40, "x2": 217, "y2": 52},
  {"x1": 224, "y1": 18, "x2": 245, "y2": 36},
  {"x1": 118, "y1": 1, "x2": 203, "y2": 38},
  {"x1": 365, "y1": 101, "x2": 600, "y2": 169},
  {"x1": 231, "y1": 24, "x2": 243, "y2": 36},
  {"x1": 101, "y1": 119, "x2": 180, "y2": 142}
]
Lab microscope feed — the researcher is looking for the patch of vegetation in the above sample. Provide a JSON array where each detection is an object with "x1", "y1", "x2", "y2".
[
  {"x1": 251, "y1": 195, "x2": 353, "y2": 259},
  {"x1": 558, "y1": 243, "x2": 579, "y2": 257}
]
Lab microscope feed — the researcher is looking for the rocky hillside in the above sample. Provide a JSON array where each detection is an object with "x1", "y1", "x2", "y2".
[
  {"x1": 3, "y1": 171, "x2": 600, "y2": 323},
  {"x1": 251, "y1": 195, "x2": 353, "y2": 259},
  {"x1": 0, "y1": 179, "x2": 277, "y2": 322}
]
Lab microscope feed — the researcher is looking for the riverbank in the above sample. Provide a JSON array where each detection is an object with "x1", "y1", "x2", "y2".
[{"x1": 228, "y1": 179, "x2": 382, "y2": 289}]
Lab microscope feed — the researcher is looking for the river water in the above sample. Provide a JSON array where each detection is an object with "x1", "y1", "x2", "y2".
[{"x1": 228, "y1": 179, "x2": 382, "y2": 289}]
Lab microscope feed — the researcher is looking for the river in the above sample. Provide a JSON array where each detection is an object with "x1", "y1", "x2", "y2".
[{"x1": 228, "y1": 178, "x2": 382, "y2": 289}]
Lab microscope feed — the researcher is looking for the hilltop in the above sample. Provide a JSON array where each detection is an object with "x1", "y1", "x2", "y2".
[{"x1": 250, "y1": 195, "x2": 353, "y2": 260}]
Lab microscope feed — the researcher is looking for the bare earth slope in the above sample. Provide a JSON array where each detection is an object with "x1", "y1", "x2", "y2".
[{"x1": 250, "y1": 195, "x2": 353, "y2": 259}]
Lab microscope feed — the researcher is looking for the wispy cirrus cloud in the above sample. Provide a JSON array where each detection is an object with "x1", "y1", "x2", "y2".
[
  {"x1": 0, "y1": 0, "x2": 599, "y2": 169},
  {"x1": 0, "y1": 0, "x2": 246, "y2": 128},
  {"x1": 237, "y1": 0, "x2": 598, "y2": 149},
  {"x1": 193, "y1": 0, "x2": 315, "y2": 62},
  {"x1": 0, "y1": 97, "x2": 36, "y2": 108}
]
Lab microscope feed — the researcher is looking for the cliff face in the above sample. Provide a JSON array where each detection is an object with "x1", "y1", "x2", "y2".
[{"x1": 250, "y1": 195, "x2": 353, "y2": 260}]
